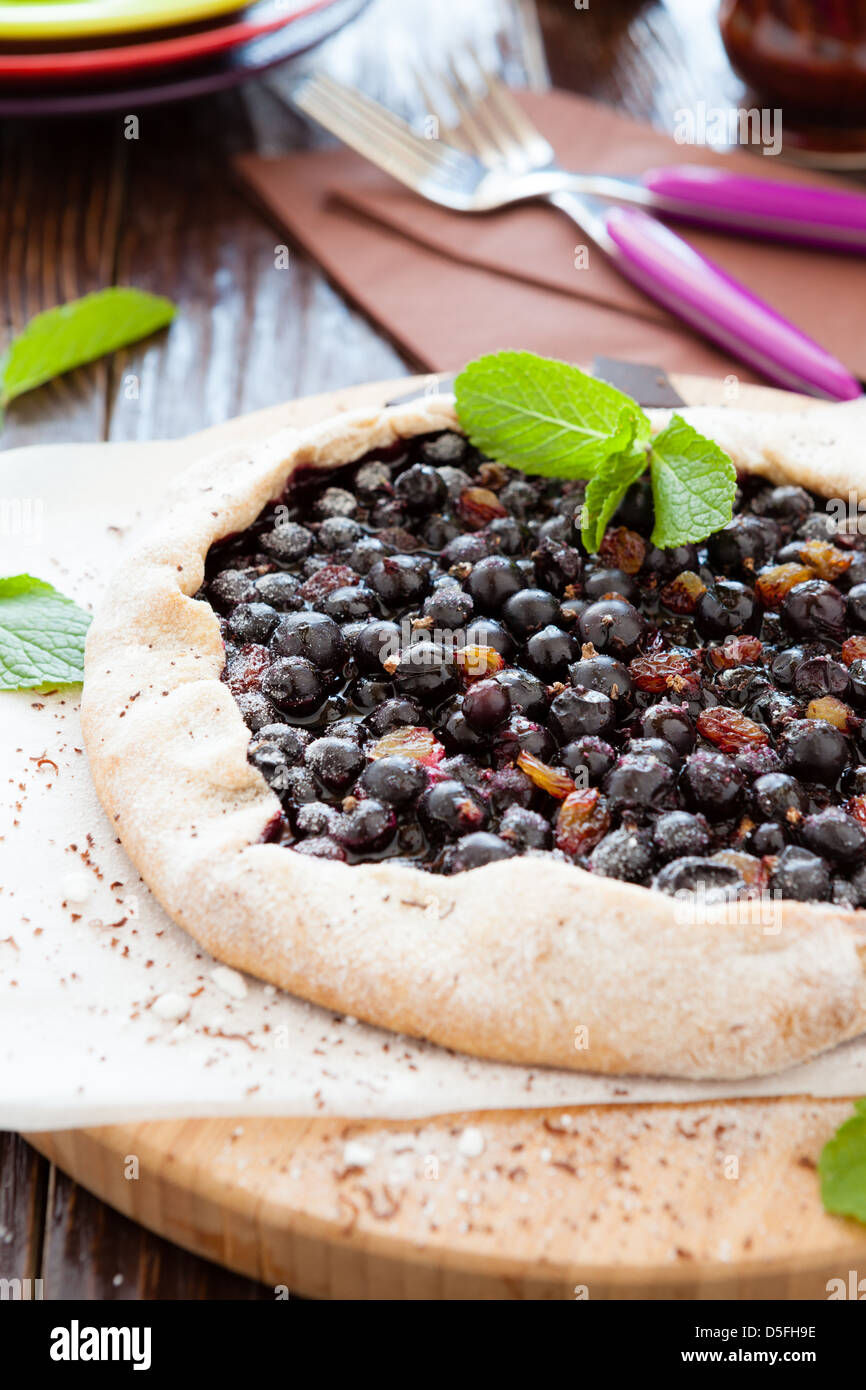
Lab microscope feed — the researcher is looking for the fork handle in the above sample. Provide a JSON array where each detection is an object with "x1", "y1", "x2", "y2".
[
  {"x1": 642, "y1": 165, "x2": 866, "y2": 254},
  {"x1": 602, "y1": 206, "x2": 861, "y2": 401}
]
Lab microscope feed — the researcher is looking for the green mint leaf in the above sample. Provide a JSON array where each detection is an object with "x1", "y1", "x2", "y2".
[
  {"x1": 0, "y1": 575, "x2": 91, "y2": 690},
  {"x1": 819, "y1": 1098, "x2": 866, "y2": 1225},
  {"x1": 580, "y1": 429, "x2": 649, "y2": 554},
  {"x1": 455, "y1": 349, "x2": 650, "y2": 480},
  {"x1": 649, "y1": 413, "x2": 737, "y2": 550},
  {"x1": 0, "y1": 287, "x2": 176, "y2": 408}
]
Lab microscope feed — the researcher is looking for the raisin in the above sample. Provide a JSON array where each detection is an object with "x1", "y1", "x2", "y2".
[
  {"x1": 798, "y1": 539, "x2": 852, "y2": 581},
  {"x1": 841, "y1": 635, "x2": 866, "y2": 666},
  {"x1": 299, "y1": 564, "x2": 358, "y2": 603},
  {"x1": 555, "y1": 788, "x2": 610, "y2": 857},
  {"x1": 659, "y1": 570, "x2": 707, "y2": 614},
  {"x1": 696, "y1": 706, "x2": 769, "y2": 752},
  {"x1": 454, "y1": 644, "x2": 507, "y2": 679},
  {"x1": 516, "y1": 749, "x2": 575, "y2": 800},
  {"x1": 225, "y1": 643, "x2": 270, "y2": 693},
  {"x1": 806, "y1": 696, "x2": 855, "y2": 730},
  {"x1": 755, "y1": 562, "x2": 815, "y2": 607},
  {"x1": 629, "y1": 651, "x2": 696, "y2": 693},
  {"x1": 477, "y1": 462, "x2": 509, "y2": 491},
  {"x1": 457, "y1": 487, "x2": 507, "y2": 528},
  {"x1": 599, "y1": 526, "x2": 646, "y2": 576},
  {"x1": 711, "y1": 848, "x2": 767, "y2": 889},
  {"x1": 377, "y1": 527, "x2": 419, "y2": 552},
  {"x1": 370, "y1": 727, "x2": 444, "y2": 765},
  {"x1": 706, "y1": 635, "x2": 763, "y2": 670}
]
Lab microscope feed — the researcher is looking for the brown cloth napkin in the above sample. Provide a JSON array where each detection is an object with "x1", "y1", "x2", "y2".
[{"x1": 235, "y1": 88, "x2": 866, "y2": 383}]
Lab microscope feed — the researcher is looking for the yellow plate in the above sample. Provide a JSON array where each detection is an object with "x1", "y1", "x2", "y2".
[{"x1": 0, "y1": 1, "x2": 250, "y2": 41}]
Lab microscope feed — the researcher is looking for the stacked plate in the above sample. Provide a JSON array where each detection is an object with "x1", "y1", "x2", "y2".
[{"x1": 0, "y1": 0, "x2": 369, "y2": 116}]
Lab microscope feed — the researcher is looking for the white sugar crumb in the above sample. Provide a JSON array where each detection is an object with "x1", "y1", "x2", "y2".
[
  {"x1": 263, "y1": 984, "x2": 276, "y2": 997},
  {"x1": 112, "y1": 1273, "x2": 124, "y2": 1288},
  {"x1": 211, "y1": 965, "x2": 247, "y2": 999},
  {"x1": 343, "y1": 1015, "x2": 357, "y2": 1027},
  {"x1": 61, "y1": 871, "x2": 92, "y2": 905},
  {"x1": 151, "y1": 992, "x2": 189, "y2": 1022},
  {"x1": 171, "y1": 1022, "x2": 189, "y2": 1041},
  {"x1": 342, "y1": 1140, "x2": 375, "y2": 1170},
  {"x1": 457, "y1": 1126, "x2": 485, "y2": 1158},
  {"x1": 717, "y1": 1239, "x2": 732, "y2": 1263}
]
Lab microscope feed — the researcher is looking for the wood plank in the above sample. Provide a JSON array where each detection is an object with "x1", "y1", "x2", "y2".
[
  {"x1": 0, "y1": 1133, "x2": 47, "y2": 1285},
  {"x1": 0, "y1": 116, "x2": 126, "y2": 450},
  {"x1": 104, "y1": 87, "x2": 408, "y2": 447},
  {"x1": 40, "y1": 1163, "x2": 273, "y2": 1300}
]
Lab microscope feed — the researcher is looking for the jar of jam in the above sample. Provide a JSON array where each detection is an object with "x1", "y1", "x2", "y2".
[{"x1": 719, "y1": 0, "x2": 866, "y2": 124}]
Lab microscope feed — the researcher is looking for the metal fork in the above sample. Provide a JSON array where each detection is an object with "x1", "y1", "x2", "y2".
[
  {"x1": 414, "y1": 56, "x2": 620, "y2": 247},
  {"x1": 291, "y1": 68, "x2": 860, "y2": 400},
  {"x1": 292, "y1": 70, "x2": 579, "y2": 212}
]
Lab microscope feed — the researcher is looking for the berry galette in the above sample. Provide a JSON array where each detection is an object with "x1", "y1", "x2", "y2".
[{"x1": 82, "y1": 365, "x2": 866, "y2": 1080}]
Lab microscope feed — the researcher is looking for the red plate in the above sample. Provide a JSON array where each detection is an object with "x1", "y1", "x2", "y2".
[{"x1": 0, "y1": 0, "x2": 330, "y2": 82}]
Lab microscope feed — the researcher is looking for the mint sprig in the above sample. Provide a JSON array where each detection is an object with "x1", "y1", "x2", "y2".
[
  {"x1": 0, "y1": 575, "x2": 90, "y2": 690},
  {"x1": 455, "y1": 349, "x2": 650, "y2": 480},
  {"x1": 454, "y1": 352, "x2": 736, "y2": 553},
  {"x1": 649, "y1": 413, "x2": 738, "y2": 550},
  {"x1": 819, "y1": 1098, "x2": 866, "y2": 1225},
  {"x1": 0, "y1": 287, "x2": 175, "y2": 410},
  {"x1": 580, "y1": 435, "x2": 649, "y2": 554}
]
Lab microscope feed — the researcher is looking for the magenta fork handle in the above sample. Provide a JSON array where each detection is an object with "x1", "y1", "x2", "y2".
[
  {"x1": 604, "y1": 205, "x2": 862, "y2": 401},
  {"x1": 643, "y1": 165, "x2": 866, "y2": 253}
]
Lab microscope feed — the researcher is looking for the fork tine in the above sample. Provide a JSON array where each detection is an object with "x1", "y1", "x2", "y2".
[
  {"x1": 477, "y1": 64, "x2": 555, "y2": 168},
  {"x1": 410, "y1": 63, "x2": 472, "y2": 155},
  {"x1": 295, "y1": 83, "x2": 445, "y2": 188},
  {"x1": 310, "y1": 74, "x2": 461, "y2": 178},
  {"x1": 448, "y1": 54, "x2": 529, "y2": 168},
  {"x1": 433, "y1": 62, "x2": 508, "y2": 168},
  {"x1": 299, "y1": 74, "x2": 474, "y2": 185}
]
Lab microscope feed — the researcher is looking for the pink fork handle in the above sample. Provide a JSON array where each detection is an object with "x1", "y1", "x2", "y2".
[
  {"x1": 604, "y1": 205, "x2": 862, "y2": 401},
  {"x1": 643, "y1": 165, "x2": 866, "y2": 253}
]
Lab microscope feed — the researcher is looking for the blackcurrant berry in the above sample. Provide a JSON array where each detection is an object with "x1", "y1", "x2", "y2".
[
  {"x1": 680, "y1": 750, "x2": 745, "y2": 819},
  {"x1": 270, "y1": 611, "x2": 346, "y2": 671},
  {"x1": 695, "y1": 581, "x2": 757, "y2": 639},
  {"x1": 463, "y1": 679, "x2": 511, "y2": 732},
  {"x1": 525, "y1": 624, "x2": 578, "y2": 680},
  {"x1": 394, "y1": 463, "x2": 447, "y2": 512},
  {"x1": 779, "y1": 718, "x2": 849, "y2": 785},
  {"x1": 549, "y1": 686, "x2": 615, "y2": 742},
  {"x1": 768, "y1": 845, "x2": 830, "y2": 902},
  {"x1": 359, "y1": 755, "x2": 427, "y2": 807},
  {"x1": 448, "y1": 832, "x2": 516, "y2": 872},
  {"x1": 305, "y1": 736, "x2": 365, "y2": 793},
  {"x1": 604, "y1": 754, "x2": 676, "y2": 812},
  {"x1": 466, "y1": 555, "x2": 524, "y2": 612},
  {"x1": 261, "y1": 656, "x2": 325, "y2": 715},
  {"x1": 782, "y1": 579, "x2": 847, "y2": 643},
  {"x1": 589, "y1": 828, "x2": 654, "y2": 883},
  {"x1": 578, "y1": 599, "x2": 644, "y2": 658},
  {"x1": 502, "y1": 587, "x2": 560, "y2": 640}
]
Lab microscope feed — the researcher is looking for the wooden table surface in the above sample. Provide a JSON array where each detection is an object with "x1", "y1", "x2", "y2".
[{"x1": 0, "y1": 0, "x2": 763, "y2": 1299}]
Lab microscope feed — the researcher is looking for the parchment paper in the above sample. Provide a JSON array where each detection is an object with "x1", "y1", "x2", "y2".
[{"x1": 3, "y1": 384, "x2": 865, "y2": 1132}]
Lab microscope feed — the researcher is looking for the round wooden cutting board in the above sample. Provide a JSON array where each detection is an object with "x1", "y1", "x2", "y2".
[{"x1": 26, "y1": 373, "x2": 866, "y2": 1300}]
